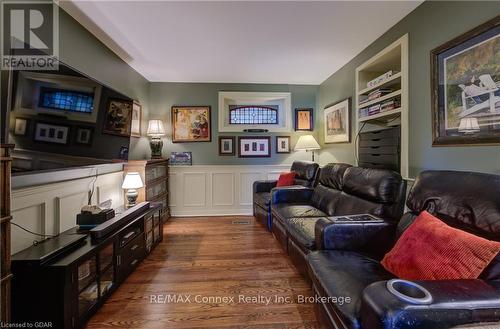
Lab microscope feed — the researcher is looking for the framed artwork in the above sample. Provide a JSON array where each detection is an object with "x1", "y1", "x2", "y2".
[
  {"x1": 219, "y1": 136, "x2": 235, "y2": 156},
  {"x1": 431, "y1": 16, "x2": 500, "y2": 146},
  {"x1": 170, "y1": 152, "x2": 193, "y2": 165},
  {"x1": 34, "y1": 122, "x2": 69, "y2": 144},
  {"x1": 295, "y1": 108, "x2": 313, "y2": 131},
  {"x1": 324, "y1": 98, "x2": 351, "y2": 143},
  {"x1": 130, "y1": 101, "x2": 142, "y2": 137},
  {"x1": 75, "y1": 127, "x2": 93, "y2": 145},
  {"x1": 238, "y1": 136, "x2": 271, "y2": 158},
  {"x1": 276, "y1": 136, "x2": 291, "y2": 153},
  {"x1": 103, "y1": 98, "x2": 133, "y2": 137},
  {"x1": 171, "y1": 106, "x2": 211, "y2": 143},
  {"x1": 14, "y1": 118, "x2": 28, "y2": 136}
]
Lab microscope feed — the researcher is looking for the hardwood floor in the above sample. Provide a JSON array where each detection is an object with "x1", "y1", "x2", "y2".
[{"x1": 86, "y1": 216, "x2": 317, "y2": 328}]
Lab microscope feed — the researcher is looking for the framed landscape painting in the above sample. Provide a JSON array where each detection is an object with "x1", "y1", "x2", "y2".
[
  {"x1": 324, "y1": 98, "x2": 350, "y2": 143},
  {"x1": 172, "y1": 106, "x2": 211, "y2": 142},
  {"x1": 431, "y1": 16, "x2": 500, "y2": 146}
]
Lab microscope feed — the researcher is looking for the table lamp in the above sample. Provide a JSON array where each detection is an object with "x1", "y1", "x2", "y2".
[
  {"x1": 122, "y1": 172, "x2": 143, "y2": 207},
  {"x1": 295, "y1": 135, "x2": 321, "y2": 162},
  {"x1": 147, "y1": 119, "x2": 165, "y2": 158}
]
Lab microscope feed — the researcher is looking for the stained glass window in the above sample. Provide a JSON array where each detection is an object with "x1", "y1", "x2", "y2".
[
  {"x1": 39, "y1": 87, "x2": 94, "y2": 113},
  {"x1": 229, "y1": 105, "x2": 278, "y2": 124}
]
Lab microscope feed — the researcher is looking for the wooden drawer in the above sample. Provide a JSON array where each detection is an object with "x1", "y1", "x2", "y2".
[
  {"x1": 145, "y1": 165, "x2": 167, "y2": 183},
  {"x1": 146, "y1": 180, "x2": 167, "y2": 200},
  {"x1": 120, "y1": 233, "x2": 144, "y2": 257}
]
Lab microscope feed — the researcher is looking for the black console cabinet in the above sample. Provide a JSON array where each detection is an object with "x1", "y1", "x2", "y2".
[{"x1": 11, "y1": 203, "x2": 163, "y2": 328}]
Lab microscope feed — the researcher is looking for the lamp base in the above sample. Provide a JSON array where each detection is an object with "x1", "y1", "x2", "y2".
[
  {"x1": 126, "y1": 189, "x2": 138, "y2": 207},
  {"x1": 149, "y1": 137, "x2": 163, "y2": 159}
]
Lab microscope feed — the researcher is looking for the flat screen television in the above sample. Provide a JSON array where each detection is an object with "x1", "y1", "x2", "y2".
[{"x1": 1, "y1": 61, "x2": 134, "y2": 173}]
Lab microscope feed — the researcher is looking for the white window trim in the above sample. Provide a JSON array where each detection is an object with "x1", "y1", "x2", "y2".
[{"x1": 218, "y1": 91, "x2": 292, "y2": 132}]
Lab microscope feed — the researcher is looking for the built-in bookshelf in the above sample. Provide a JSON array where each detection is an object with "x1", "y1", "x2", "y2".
[{"x1": 355, "y1": 34, "x2": 409, "y2": 178}]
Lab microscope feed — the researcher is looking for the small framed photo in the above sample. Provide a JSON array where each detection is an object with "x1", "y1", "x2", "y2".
[
  {"x1": 276, "y1": 136, "x2": 291, "y2": 153},
  {"x1": 75, "y1": 127, "x2": 93, "y2": 145},
  {"x1": 130, "y1": 101, "x2": 142, "y2": 137},
  {"x1": 34, "y1": 122, "x2": 70, "y2": 145},
  {"x1": 118, "y1": 146, "x2": 129, "y2": 160},
  {"x1": 14, "y1": 118, "x2": 28, "y2": 136},
  {"x1": 219, "y1": 136, "x2": 235, "y2": 156},
  {"x1": 238, "y1": 136, "x2": 271, "y2": 158},
  {"x1": 295, "y1": 108, "x2": 314, "y2": 131},
  {"x1": 324, "y1": 98, "x2": 351, "y2": 144},
  {"x1": 170, "y1": 152, "x2": 193, "y2": 165}
]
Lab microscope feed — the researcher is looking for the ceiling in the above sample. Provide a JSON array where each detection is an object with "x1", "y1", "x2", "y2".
[{"x1": 61, "y1": 1, "x2": 422, "y2": 84}]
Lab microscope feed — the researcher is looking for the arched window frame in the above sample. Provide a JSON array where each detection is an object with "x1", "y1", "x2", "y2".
[{"x1": 228, "y1": 105, "x2": 279, "y2": 125}]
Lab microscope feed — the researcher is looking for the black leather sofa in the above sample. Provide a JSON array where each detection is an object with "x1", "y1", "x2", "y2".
[
  {"x1": 253, "y1": 160, "x2": 319, "y2": 230},
  {"x1": 307, "y1": 170, "x2": 500, "y2": 329},
  {"x1": 270, "y1": 163, "x2": 406, "y2": 278}
]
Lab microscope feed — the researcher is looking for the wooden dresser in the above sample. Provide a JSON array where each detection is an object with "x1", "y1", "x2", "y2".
[
  {"x1": 0, "y1": 144, "x2": 14, "y2": 323},
  {"x1": 123, "y1": 159, "x2": 170, "y2": 220}
]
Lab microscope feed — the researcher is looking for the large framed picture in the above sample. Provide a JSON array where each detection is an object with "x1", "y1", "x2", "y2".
[
  {"x1": 431, "y1": 16, "x2": 500, "y2": 146},
  {"x1": 324, "y1": 98, "x2": 350, "y2": 143},
  {"x1": 130, "y1": 101, "x2": 142, "y2": 137},
  {"x1": 171, "y1": 106, "x2": 211, "y2": 143},
  {"x1": 34, "y1": 122, "x2": 70, "y2": 145},
  {"x1": 218, "y1": 136, "x2": 235, "y2": 156},
  {"x1": 295, "y1": 108, "x2": 313, "y2": 131},
  {"x1": 238, "y1": 136, "x2": 271, "y2": 158},
  {"x1": 103, "y1": 98, "x2": 133, "y2": 137}
]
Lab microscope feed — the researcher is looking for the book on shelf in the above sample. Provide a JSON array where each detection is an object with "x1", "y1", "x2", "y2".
[{"x1": 359, "y1": 96, "x2": 401, "y2": 118}]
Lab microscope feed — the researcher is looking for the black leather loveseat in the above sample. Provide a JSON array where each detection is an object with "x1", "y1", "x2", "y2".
[
  {"x1": 307, "y1": 170, "x2": 500, "y2": 329},
  {"x1": 253, "y1": 160, "x2": 319, "y2": 230},
  {"x1": 270, "y1": 163, "x2": 406, "y2": 278}
]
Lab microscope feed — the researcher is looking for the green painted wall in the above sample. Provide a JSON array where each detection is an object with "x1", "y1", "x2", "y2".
[
  {"x1": 318, "y1": 1, "x2": 500, "y2": 177},
  {"x1": 147, "y1": 82, "x2": 319, "y2": 164}
]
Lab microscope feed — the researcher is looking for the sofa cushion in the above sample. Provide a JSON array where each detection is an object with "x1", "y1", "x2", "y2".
[
  {"x1": 272, "y1": 204, "x2": 327, "y2": 222},
  {"x1": 382, "y1": 211, "x2": 500, "y2": 280},
  {"x1": 277, "y1": 172, "x2": 296, "y2": 187},
  {"x1": 317, "y1": 163, "x2": 352, "y2": 190},
  {"x1": 254, "y1": 192, "x2": 271, "y2": 208},
  {"x1": 307, "y1": 250, "x2": 394, "y2": 329},
  {"x1": 343, "y1": 167, "x2": 403, "y2": 204},
  {"x1": 291, "y1": 160, "x2": 320, "y2": 187},
  {"x1": 310, "y1": 185, "x2": 343, "y2": 216},
  {"x1": 286, "y1": 217, "x2": 324, "y2": 250}
]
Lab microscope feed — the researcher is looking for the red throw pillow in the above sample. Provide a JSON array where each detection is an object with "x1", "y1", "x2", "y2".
[
  {"x1": 276, "y1": 172, "x2": 296, "y2": 187},
  {"x1": 381, "y1": 211, "x2": 500, "y2": 280}
]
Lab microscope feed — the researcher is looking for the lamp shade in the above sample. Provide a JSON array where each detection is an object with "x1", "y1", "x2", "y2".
[
  {"x1": 294, "y1": 135, "x2": 320, "y2": 151},
  {"x1": 122, "y1": 172, "x2": 143, "y2": 189},
  {"x1": 458, "y1": 117, "x2": 480, "y2": 134},
  {"x1": 147, "y1": 120, "x2": 165, "y2": 136}
]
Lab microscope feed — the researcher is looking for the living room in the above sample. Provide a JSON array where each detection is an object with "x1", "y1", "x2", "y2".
[{"x1": 0, "y1": 1, "x2": 499, "y2": 328}]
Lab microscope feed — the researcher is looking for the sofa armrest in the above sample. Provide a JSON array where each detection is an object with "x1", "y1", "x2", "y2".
[
  {"x1": 253, "y1": 180, "x2": 277, "y2": 193},
  {"x1": 271, "y1": 186, "x2": 314, "y2": 204},
  {"x1": 361, "y1": 279, "x2": 500, "y2": 329},
  {"x1": 315, "y1": 216, "x2": 397, "y2": 259}
]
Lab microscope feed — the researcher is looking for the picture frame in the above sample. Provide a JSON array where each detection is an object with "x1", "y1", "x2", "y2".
[
  {"x1": 118, "y1": 146, "x2": 129, "y2": 160},
  {"x1": 102, "y1": 98, "x2": 133, "y2": 137},
  {"x1": 276, "y1": 136, "x2": 291, "y2": 153},
  {"x1": 238, "y1": 136, "x2": 271, "y2": 158},
  {"x1": 34, "y1": 122, "x2": 70, "y2": 145},
  {"x1": 431, "y1": 16, "x2": 500, "y2": 146},
  {"x1": 75, "y1": 127, "x2": 93, "y2": 145},
  {"x1": 14, "y1": 118, "x2": 28, "y2": 136},
  {"x1": 170, "y1": 152, "x2": 193, "y2": 166},
  {"x1": 130, "y1": 101, "x2": 142, "y2": 137},
  {"x1": 324, "y1": 98, "x2": 351, "y2": 144},
  {"x1": 218, "y1": 136, "x2": 235, "y2": 156},
  {"x1": 295, "y1": 108, "x2": 314, "y2": 131},
  {"x1": 171, "y1": 106, "x2": 211, "y2": 143}
]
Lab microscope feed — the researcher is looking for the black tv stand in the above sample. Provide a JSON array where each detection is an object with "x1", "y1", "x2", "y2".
[{"x1": 11, "y1": 202, "x2": 164, "y2": 328}]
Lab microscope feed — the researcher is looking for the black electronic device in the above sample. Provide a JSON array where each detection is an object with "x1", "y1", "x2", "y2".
[
  {"x1": 243, "y1": 129, "x2": 269, "y2": 132},
  {"x1": 77, "y1": 208, "x2": 115, "y2": 227}
]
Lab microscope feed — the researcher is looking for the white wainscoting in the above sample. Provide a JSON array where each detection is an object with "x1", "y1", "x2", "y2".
[
  {"x1": 11, "y1": 171, "x2": 123, "y2": 254},
  {"x1": 169, "y1": 165, "x2": 290, "y2": 217}
]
